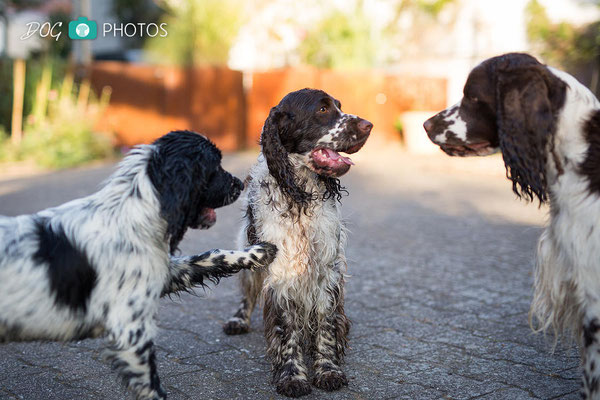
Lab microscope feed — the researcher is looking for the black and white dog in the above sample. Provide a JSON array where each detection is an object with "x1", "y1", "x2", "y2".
[
  {"x1": 423, "y1": 53, "x2": 600, "y2": 399},
  {"x1": 0, "y1": 131, "x2": 277, "y2": 400},
  {"x1": 222, "y1": 89, "x2": 372, "y2": 397}
]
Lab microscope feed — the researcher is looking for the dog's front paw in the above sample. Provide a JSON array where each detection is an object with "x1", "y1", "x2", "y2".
[
  {"x1": 247, "y1": 242, "x2": 278, "y2": 269},
  {"x1": 276, "y1": 376, "x2": 312, "y2": 398},
  {"x1": 313, "y1": 370, "x2": 348, "y2": 391},
  {"x1": 135, "y1": 386, "x2": 167, "y2": 400},
  {"x1": 223, "y1": 317, "x2": 250, "y2": 335}
]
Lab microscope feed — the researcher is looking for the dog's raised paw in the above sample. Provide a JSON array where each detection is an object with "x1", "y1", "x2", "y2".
[
  {"x1": 275, "y1": 376, "x2": 312, "y2": 398},
  {"x1": 252, "y1": 242, "x2": 278, "y2": 267},
  {"x1": 313, "y1": 370, "x2": 348, "y2": 391},
  {"x1": 223, "y1": 317, "x2": 250, "y2": 335}
]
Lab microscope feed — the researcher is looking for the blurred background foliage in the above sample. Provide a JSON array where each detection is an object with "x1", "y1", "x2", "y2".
[
  {"x1": 526, "y1": 0, "x2": 600, "y2": 94},
  {"x1": 0, "y1": 59, "x2": 114, "y2": 168},
  {"x1": 0, "y1": 57, "x2": 67, "y2": 132},
  {"x1": 0, "y1": 0, "x2": 115, "y2": 168},
  {"x1": 300, "y1": 9, "x2": 378, "y2": 69},
  {"x1": 144, "y1": 0, "x2": 245, "y2": 66}
]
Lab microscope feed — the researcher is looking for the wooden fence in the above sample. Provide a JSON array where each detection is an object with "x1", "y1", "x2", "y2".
[
  {"x1": 90, "y1": 63, "x2": 245, "y2": 150},
  {"x1": 90, "y1": 62, "x2": 446, "y2": 151}
]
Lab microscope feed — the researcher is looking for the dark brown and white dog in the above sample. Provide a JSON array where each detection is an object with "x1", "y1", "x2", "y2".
[
  {"x1": 423, "y1": 52, "x2": 600, "y2": 399},
  {"x1": 222, "y1": 89, "x2": 372, "y2": 397}
]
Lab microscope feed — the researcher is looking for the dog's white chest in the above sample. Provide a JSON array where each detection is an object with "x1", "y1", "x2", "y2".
[{"x1": 261, "y1": 201, "x2": 341, "y2": 277}]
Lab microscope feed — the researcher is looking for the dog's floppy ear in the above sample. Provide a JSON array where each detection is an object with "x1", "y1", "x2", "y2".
[
  {"x1": 261, "y1": 106, "x2": 312, "y2": 206},
  {"x1": 148, "y1": 132, "x2": 206, "y2": 254},
  {"x1": 496, "y1": 64, "x2": 566, "y2": 203}
]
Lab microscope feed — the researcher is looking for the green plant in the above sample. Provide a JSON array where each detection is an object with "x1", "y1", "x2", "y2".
[
  {"x1": 299, "y1": 0, "x2": 456, "y2": 69},
  {"x1": 144, "y1": 0, "x2": 244, "y2": 66},
  {"x1": 394, "y1": 116, "x2": 405, "y2": 142},
  {"x1": 526, "y1": 0, "x2": 600, "y2": 67},
  {"x1": 526, "y1": 0, "x2": 580, "y2": 66},
  {"x1": 0, "y1": 57, "x2": 67, "y2": 134},
  {"x1": 526, "y1": 0, "x2": 600, "y2": 94},
  {"x1": 415, "y1": 0, "x2": 455, "y2": 16},
  {"x1": 0, "y1": 127, "x2": 10, "y2": 161},
  {"x1": 299, "y1": 9, "x2": 377, "y2": 70},
  {"x1": 0, "y1": 63, "x2": 115, "y2": 169},
  {"x1": 394, "y1": 117, "x2": 404, "y2": 134},
  {"x1": 18, "y1": 117, "x2": 113, "y2": 169}
]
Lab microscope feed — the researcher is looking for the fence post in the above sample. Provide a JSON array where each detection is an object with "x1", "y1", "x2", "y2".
[{"x1": 11, "y1": 58, "x2": 26, "y2": 145}]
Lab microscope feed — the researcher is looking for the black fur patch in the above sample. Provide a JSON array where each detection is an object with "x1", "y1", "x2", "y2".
[
  {"x1": 496, "y1": 61, "x2": 567, "y2": 203},
  {"x1": 147, "y1": 343, "x2": 166, "y2": 397},
  {"x1": 0, "y1": 321, "x2": 23, "y2": 342},
  {"x1": 582, "y1": 111, "x2": 600, "y2": 195},
  {"x1": 147, "y1": 130, "x2": 242, "y2": 254},
  {"x1": 584, "y1": 318, "x2": 600, "y2": 348},
  {"x1": 33, "y1": 218, "x2": 97, "y2": 313}
]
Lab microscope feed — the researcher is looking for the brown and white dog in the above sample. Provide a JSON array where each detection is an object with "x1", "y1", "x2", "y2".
[
  {"x1": 424, "y1": 52, "x2": 600, "y2": 399},
  {"x1": 222, "y1": 88, "x2": 372, "y2": 397}
]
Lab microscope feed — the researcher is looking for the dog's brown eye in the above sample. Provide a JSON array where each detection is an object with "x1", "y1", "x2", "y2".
[{"x1": 318, "y1": 106, "x2": 327, "y2": 113}]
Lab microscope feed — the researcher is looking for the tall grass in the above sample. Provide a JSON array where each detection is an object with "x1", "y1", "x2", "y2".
[{"x1": 0, "y1": 60, "x2": 115, "y2": 169}]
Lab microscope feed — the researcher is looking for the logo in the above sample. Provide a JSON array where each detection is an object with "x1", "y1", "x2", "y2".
[
  {"x1": 20, "y1": 18, "x2": 167, "y2": 42},
  {"x1": 68, "y1": 17, "x2": 97, "y2": 40}
]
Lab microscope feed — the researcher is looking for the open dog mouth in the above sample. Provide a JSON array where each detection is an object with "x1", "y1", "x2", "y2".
[
  {"x1": 312, "y1": 148, "x2": 355, "y2": 167},
  {"x1": 198, "y1": 207, "x2": 216, "y2": 229},
  {"x1": 309, "y1": 137, "x2": 369, "y2": 177},
  {"x1": 309, "y1": 148, "x2": 355, "y2": 177},
  {"x1": 440, "y1": 141, "x2": 496, "y2": 157}
]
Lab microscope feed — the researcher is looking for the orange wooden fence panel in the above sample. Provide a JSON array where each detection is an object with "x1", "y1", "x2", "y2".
[
  {"x1": 89, "y1": 62, "x2": 446, "y2": 150},
  {"x1": 246, "y1": 66, "x2": 446, "y2": 146},
  {"x1": 90, "y1": 62, "x2": 245, "y2": 151}
]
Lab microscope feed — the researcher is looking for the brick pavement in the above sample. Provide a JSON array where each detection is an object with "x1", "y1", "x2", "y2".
[{"x1": 0, "y1": 147, "x2": 580, "y2": 399}]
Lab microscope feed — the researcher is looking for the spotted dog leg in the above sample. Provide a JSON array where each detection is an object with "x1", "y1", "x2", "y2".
[
  {"x1": 223, "y1": 268, "x2": 266, "y2": 335},
  {"x1": 223, "y1": 204, "x2": 267, "y2": 335},
  {"x1": 105, "y1": 320, "x2": 166, "y2": 400},
  {"x1": 162, "y1": 243, "x2": 277, "y2": 296},
  {"x1": 582, "y1": 315, "x2": 600, "y2": 399},
  {"x1": 312, "y1": 283, "x2": 350, "y2": 391},
  {"x1": 264, "y1": 289, "x2": 312, "y2": 398}
]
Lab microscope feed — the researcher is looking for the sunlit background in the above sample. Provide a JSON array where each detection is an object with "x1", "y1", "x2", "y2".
[{"x1": 0, "y1": 0, "x2": 598, "y2": 170}]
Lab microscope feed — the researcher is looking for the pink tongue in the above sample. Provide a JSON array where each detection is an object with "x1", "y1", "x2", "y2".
[
  {"x1": 201, "y1": 208, "x2": 216, "y2": 223},
  {"x1": 323, "y1": 149, "x2": 354, "y2": 165}
]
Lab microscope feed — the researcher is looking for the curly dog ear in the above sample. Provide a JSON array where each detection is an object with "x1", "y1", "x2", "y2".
[
  {"x1": 261, "y1": 106, "x2": 313, "y2": 206},
  {"x1": 148, "y1": 131, "x2": 209, "y2": 254},
  {"x1": 496, "y1": 64, "x2": 566, "y2": 203}
]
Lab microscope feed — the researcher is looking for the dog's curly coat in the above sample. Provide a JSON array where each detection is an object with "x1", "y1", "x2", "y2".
[
  {"x1": 223, "y1": 89, "x2": 372, "y2": 397},
  {"x1": 0, "y1": 130, "x2": 277, "y2": 400}
]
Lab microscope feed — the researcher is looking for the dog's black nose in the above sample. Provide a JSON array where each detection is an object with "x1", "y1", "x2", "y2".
[
  {"x1": 358, "y1": 119, "x2": 373, "y2": 136},
  {"x1": 423, "y1": 118, "x2": 433, "y2": 133}
]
